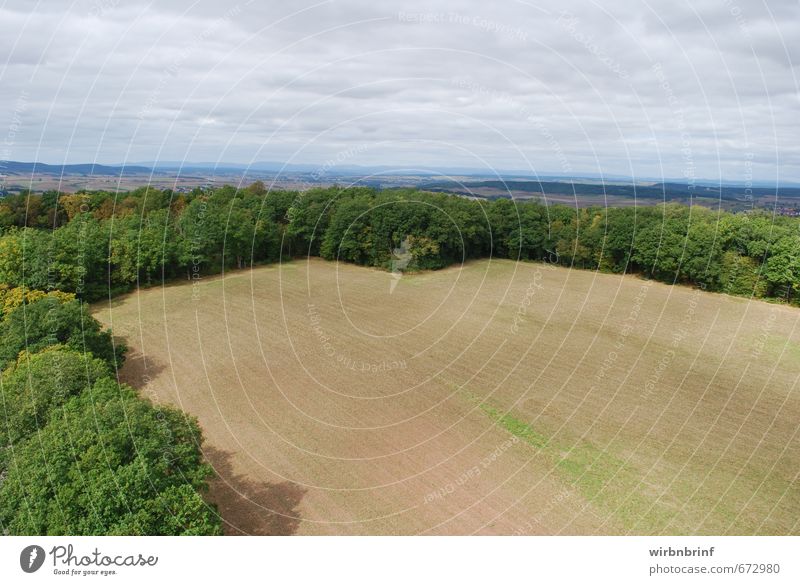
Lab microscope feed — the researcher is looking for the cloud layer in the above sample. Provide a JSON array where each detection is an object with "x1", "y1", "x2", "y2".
[{"x1": 1, "y1": 0, "x2": 798, "y2": 181}]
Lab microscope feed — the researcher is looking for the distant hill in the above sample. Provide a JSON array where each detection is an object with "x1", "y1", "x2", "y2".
[
  {"x1": 2, "y1": 160, "x2": 797, "y2": 198},
  {"x1": 0, "y1": 161, "x2": 152, "y2": 175},
  {"x1": 421, "y1": 179, "x2": 800, "y2": 202}
]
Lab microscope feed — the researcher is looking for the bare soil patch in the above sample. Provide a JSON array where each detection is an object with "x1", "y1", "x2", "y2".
[{"x1": 93, "y1": 258, "x2": 800, "y2": 534}]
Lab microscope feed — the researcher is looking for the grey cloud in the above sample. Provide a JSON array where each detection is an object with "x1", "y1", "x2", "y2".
[{"x1": 0, "y1": 0, "x2": 797, "y2": 181}]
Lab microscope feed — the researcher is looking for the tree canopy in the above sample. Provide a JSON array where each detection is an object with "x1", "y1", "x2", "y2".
[
  {"x1": 0, "y1": 296, "x2": 123, "y2": 371},
  {"x1": 0, "y1": 295, "x2": 221, "y2": 536},
  {"x1": 2, "y1": 185, "x2": 798, "y2": 303},
  {"x1": 0, "y1": 377, "x2": 220, "y2": 535}
]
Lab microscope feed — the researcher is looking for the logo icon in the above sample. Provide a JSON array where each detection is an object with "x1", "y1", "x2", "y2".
[
  {"x1": 20, "y1": 545, "x2": 46, "y2": 573},
  {"x1": 390, "y1": 235, "x2": 413, "y2": 294}
]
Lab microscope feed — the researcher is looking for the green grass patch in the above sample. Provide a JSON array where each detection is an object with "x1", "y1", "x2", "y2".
[
  {"x1": 471, "y1": 394, "x2": 794, "y2": 534},
  {"x1": 457, "y1": 386, "x2": 679, "y2": 532},
  {"x1": 763, "y1": 335, "x2": 800, "y2": 361},
  {"x1": 478, "y1": 403, "x2": 550, "y2": 449},
  {"x1": 555, "y1": 441, "x2": 634, "y2": 501}
]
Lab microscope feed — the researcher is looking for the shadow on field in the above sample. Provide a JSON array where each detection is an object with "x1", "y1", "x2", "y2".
[
  {"x1": 116, "y1": 345, "x2": 167, "y2": 393},
  {"x1": 204, "y1": 446, "x2": 306, "y2": 536}
]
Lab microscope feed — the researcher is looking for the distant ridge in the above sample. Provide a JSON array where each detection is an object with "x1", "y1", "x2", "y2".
[
  {"x1": 2, "y1": 160, "x2": 797, "y2": 190},
  {"x1": 421, "y1": 179, "x2": 800, "y2": 202},
  {"x1": 0, "y1": 161, "x2": 152, "y2": 175}
]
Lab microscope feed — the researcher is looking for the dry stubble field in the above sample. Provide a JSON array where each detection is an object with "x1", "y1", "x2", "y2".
[{"x1": 93, "y1": 258, "x2": 800, "y2": 535}]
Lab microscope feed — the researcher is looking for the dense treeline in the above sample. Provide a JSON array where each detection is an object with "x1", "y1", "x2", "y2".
[
  {"x1": 0, "y1": 184, "x2": 285, "y2": 299},
  {"x1": 0, "y1": 184, "x2": 798, "y2": 534},
  {"x1": 292, "y1": 189, "x2": 800, "y2": 300},
  {"x1": 0, "y1": 293, "x2": 222, "y2": 535},
  {"x1": 1, "y1": 183, "x2": 798, "y2": 302}
]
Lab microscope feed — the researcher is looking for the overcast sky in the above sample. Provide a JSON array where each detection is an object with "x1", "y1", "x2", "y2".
[{"x1": 1, "y1": 0, "x2": 798, "y2": 182}]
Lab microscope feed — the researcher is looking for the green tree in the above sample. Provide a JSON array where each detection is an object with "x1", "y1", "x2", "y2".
[
  {"x1": 320, "y1": 196, "x2": 374, "y2": 264},
  {"x1": 0, "y1": 377, "x2": 221, "y2": 535},
  {"x1": 600, "y1": 207, "x2": 636, "y2": 272},
  {"x1": 51, "y1": 213, "x2": 108, "y2": 297},
  {"x1": 0, "y1": 230, "x2": 23, "y2": 285},
  {"x1": 0, "y1": 347, "x2": 108, "y2": 452},
  {"x1": 0, "y1": 297, "x2": 124, "y2": 370},
  {"x1": 680, "y1": 214, "x2": 722, "y2": 288},
  {"x1": 720, "y1": 251, "x2": 767, "y2": 297},
  {"x1": 286, "y1": 188, "x2": 339, "y2": 256},
  {"x1": 764, "y1": 234, "x2": 800, "y2": 300}
]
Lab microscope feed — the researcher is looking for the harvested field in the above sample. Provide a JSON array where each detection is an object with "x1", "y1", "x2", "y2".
[{"x1": 93, "y1": 258, "x2": 800, "y2": 535}]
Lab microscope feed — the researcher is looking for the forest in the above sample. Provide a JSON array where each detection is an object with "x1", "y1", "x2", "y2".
[
  {"x1": 0, "y1": 291, "x2": 222, "y2": 534},
  {"x1": 0, "y1": 183, "x2": 798, "y2": 303},
  {"x1": 1, "y1": 183, "x2": 799, "y2": 535}
]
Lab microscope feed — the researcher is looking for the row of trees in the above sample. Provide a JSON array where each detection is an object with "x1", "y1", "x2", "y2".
[
  {"x1": 0, "y1": 293, "x2": 222, "y2": 534},
  {"x1": 0, "y1": 185, "x2": 287, "y2": 299},
  {"x1": 0, "y1": 184, "x2": 798, "y2": 301},
  {"x1": 287, "y1": 189, "x2": 800, "y2": 299}
]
